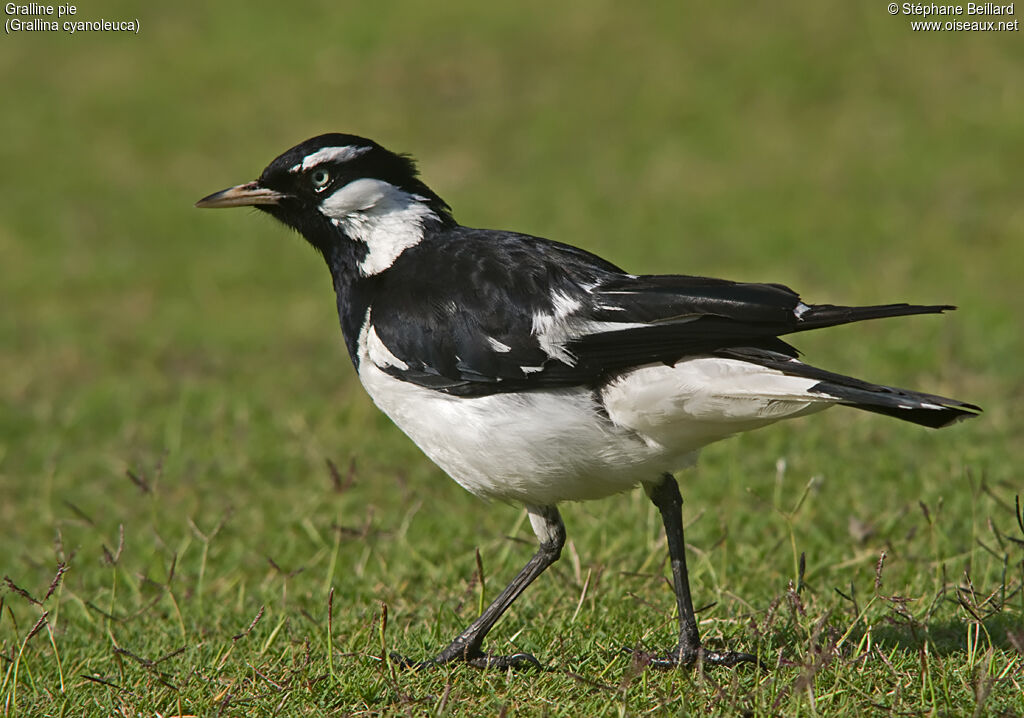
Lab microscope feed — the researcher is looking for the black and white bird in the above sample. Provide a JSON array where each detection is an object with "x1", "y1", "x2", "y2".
[{"x1": 197, "y1": 133, "x2": 980, "y2": 669}]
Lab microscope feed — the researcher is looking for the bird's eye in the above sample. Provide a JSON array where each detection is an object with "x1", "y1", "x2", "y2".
[{"x1": 310, "y1": 169, "x2": 331, "y2": 190}]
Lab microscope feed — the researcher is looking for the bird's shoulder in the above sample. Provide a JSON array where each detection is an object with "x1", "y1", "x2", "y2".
[
  {"x1": 393, "y1": 225, "x2": 625, "y2": 287},
  {"x1": 358, "y1": 226, "x2": 612, "y2": 394}
]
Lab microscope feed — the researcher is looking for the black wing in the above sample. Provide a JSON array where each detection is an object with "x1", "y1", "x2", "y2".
[
  {"x1": 564, "y1": 273, "x2": 951, "y2": 379},
  {"x1": 365, "y1": 228, "x2": 952, "y2": 396},
  {"x1": 365, "y1": 228, "x2": 618, "y2": 393}
]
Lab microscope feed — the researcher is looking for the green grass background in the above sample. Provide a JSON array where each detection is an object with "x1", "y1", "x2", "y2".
[{"x1": 2, "y1": 2, "x2": 1022, "y2": 715}]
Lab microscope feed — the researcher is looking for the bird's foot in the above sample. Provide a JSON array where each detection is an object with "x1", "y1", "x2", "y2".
[
  {"x1": 390, "y1": 649, "x2": 542, "y2": 671},
  {"x1": 628, "y1": 646, "x2": 760, "y2": 670},
  {"x1": 467, "y1": 652, "x2": 542, "y2": 670}
]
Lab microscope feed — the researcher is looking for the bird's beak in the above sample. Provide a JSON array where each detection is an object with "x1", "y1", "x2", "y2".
[{"x1": 195, "y1": 181, "x2": 286, "y2": 209}]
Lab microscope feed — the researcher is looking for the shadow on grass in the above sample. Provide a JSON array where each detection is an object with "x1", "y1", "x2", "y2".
[{"x1": 869, "y1": 613, "x2": 1023, "y2": 656}]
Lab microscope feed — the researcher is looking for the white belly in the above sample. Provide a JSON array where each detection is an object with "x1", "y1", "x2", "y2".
[
  {"x1": 356, "y1": 352, "x2": 832, "y2": 505},
  {"x1": 358, "y1": 360, "x2": 672, "y2": 503}
]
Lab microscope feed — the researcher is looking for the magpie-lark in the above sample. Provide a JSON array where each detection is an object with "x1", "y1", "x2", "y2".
[{"x1": 197, "y1": 133, "x2": 980, "y2": 670}]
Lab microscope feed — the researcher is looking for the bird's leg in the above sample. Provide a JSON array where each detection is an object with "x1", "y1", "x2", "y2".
[
  {"x1": 644, "y1": 474, "x2": 757, "y2": 669},
  {"x1": 393, "y1": 505, "x2": 564, "y2": 670}
]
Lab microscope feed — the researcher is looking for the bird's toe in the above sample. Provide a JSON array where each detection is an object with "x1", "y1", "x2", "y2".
[
  {"x1": 391, "y1": 649, "x2": 543, "y2": 671},
  {"x1": 467, "y1": 651, "x2": 543, "y2": 671},
  {"x1": 627, "y1": 646, "x2": 761, "y2": 671}
]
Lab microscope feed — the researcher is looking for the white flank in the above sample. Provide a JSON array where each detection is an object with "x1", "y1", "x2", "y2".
[
  {"x1": 290, "y1": 145, "x2": 372, "y2": 173},
  {"x1": 318, "y1": 178, "x2": 437, "y2": 276},
  {"x1": 356, "y1": 310, "x2": 410, "y2": 371},
  {"x1": 356, "y1": 359, "x2": 659, "y2": 504},
  {"x1": 367, "y1": 329, "x2": 408, "y2": 371},
  {"x1": 355, "y1": 337, "x2": 843, "y2": 504},
  {"x1": 600, "y1": 356, "x2": 831, "y2": 453}
]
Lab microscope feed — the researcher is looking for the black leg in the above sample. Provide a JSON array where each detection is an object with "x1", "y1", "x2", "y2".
[
  {"x1": 646, "y1": 473, "x2": 757, "y2": 669},
  {"x1": 394, "y1": 505, "x2": 564, "y2": 670}
]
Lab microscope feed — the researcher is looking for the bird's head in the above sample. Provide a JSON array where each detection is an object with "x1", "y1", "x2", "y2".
[{"x1": 197, "y1": 134, "x2": 453, "y2": 274}]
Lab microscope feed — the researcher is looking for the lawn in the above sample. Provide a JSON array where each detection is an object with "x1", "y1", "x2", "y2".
[{"x1": 1, "y1": 2, "x2": 1022, "y2": 715}]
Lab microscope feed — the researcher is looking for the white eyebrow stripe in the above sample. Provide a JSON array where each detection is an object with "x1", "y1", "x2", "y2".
[{"x1": 289, "y1": 145, "x2": 372, "y2": 173}]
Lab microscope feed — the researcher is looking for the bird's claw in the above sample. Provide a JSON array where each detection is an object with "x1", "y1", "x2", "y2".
[{"x1": 388, "y1": 652, "x2": 428, "y2": 670}]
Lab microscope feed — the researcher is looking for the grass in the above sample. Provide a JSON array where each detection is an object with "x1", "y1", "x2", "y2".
[{"x1": 2, "y1": 1, "x2": 1022, "y2": 715}]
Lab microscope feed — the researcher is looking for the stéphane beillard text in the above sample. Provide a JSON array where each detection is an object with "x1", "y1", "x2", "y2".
[{"x1": 902, "y1": 3, "x2": 1015, "y2": 14}]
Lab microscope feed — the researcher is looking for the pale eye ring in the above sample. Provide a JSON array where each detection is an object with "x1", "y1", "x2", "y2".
[{"x1": 310, "y1": 169, "x2": 331, "y2": 190}]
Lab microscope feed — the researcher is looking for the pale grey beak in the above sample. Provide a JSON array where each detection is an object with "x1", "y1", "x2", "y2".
[{"x1": 195, "y1": 181, "x2": 286, "y2": 208}]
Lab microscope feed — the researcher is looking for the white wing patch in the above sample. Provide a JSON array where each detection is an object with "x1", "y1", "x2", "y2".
[
  {"x1": 486, "y1": 336, "x2": 512, "y2": 353},
  {"x1": 531, "y1": 291, "x2": 583, "y2": 364},
  {"x1": 532, "y1": 290, "x2": 651, "y2": 364},
  {"x1": 289, "y1": 145, "x2": 372, "y2": 173}
]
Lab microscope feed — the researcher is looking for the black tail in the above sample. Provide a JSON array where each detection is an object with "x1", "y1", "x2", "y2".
[
  {"x1": 791, "y1": 303, "x2": 955, "y2": 333},
  {"x1": 716, "y1": 347, "x2": 982, "y2": 429},
  {"x1": 808, "y1": 379, "x2": 980, "y2": 428}
]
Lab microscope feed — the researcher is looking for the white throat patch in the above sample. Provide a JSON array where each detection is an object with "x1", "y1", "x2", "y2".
[{"x1": 318, "y1": 178, "x2": 437, "y2": 276}]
